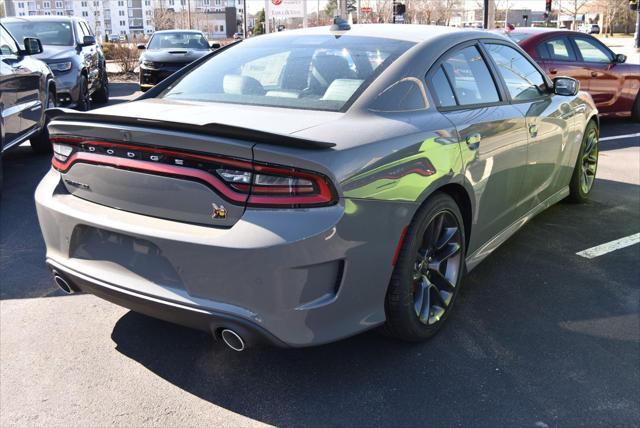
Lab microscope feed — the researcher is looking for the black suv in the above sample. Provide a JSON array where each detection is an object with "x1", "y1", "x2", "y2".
[
  {"x1": 2, "y1": 16, "x2": 109, "y2": 111},
  {"x1": 1, "y1": 22, "x2": 55, "y2": 184}
]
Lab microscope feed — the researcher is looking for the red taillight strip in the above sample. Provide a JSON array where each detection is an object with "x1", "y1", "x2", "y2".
[
  {"x1": 52, "y1": 152, "x2": 249, "y2": 203},
  {"x1": 51, "y1": 136, "x2": 254, "y2": 170},
  {"x1": 51, "y1": 137, "x2": 338, "y2": 207}
]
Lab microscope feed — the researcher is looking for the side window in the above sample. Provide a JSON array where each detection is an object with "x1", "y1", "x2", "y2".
[
  {"x1": 81, "y1": 22, "x2": 93, "y2": 36},
  {"x1": 76, "y1": 21, "x2": 88, "y2": 40},
  {"x1": 430, "y1": 66, "x2": 457, "y2": 107},
  {"x1": 574, "y1": 38, "x2": 612, "y2": 63},
  {"x1": 0, "y1": 25, "x2": 20, "y2": 55},
  {"x1": 441, "y1": 46, "x2": 500, "y2": 106},
  {"x1": 484, "y1": 43, "x2": 546, "y2": 101},
  {"x1": 538, "y1": 37, "x2": 576, "y2": 61}
]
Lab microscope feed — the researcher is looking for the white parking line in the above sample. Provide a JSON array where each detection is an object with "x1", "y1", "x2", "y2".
[
  {"x1": 576, "y1": 233, "x2": 640, "y2": 259},
  {"x1": 599, "y1": 133, "x2": 640, "y2": 142}
]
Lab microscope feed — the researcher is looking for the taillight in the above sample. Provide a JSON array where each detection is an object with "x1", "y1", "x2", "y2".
[{"x1": 50, "y1": 136, "x2": 337, "y2": 208}]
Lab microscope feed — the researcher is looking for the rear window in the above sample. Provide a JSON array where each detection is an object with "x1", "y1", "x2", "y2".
[
  {"x1": 504, "y1": 32, "x2": 534, "y2": 43},
  {"x1": 159, "y1": 35, "x2": 414, "y2": 112}
]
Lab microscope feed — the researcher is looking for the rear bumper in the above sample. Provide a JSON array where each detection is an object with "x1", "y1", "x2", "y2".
[
  {"x1": 35, "y1": 168, "x2": 414, "y2": 347},
  {"x1": 47, "y1": 259, "x2": 288, "y2": 347}
]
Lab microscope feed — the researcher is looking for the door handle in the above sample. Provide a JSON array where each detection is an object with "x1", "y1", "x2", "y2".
[
  {"x1": 549, "y1": 68, "x2": 557, "y2": 74},
  {"x1": 529, "y1": 124, "x2": 538, "y2": 138},
  {"x1": 591, "y1": 71, "x2": 598, "y2": 77},
  {"x1": 466, "y1": 133, "x2": 481, "y2": 149}
]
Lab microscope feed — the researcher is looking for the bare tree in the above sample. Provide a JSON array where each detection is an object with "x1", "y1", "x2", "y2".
[
  {"x1": 596, "y1": 0, "x2": 627, "y2": 35},
  {"x1": 555, "y1": 0, "x2": 590, "y2": 30},
  {"x1": 152, "y1": 0, "x2": 175, "y2": 31}
]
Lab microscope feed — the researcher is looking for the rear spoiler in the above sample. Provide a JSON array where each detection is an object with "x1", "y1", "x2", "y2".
[{"x1": 46, "y1": 108, "x2": 336, "y2": 150}]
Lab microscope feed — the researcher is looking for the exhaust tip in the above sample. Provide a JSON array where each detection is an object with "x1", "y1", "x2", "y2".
[
  {"x1": 220, "y1": 328, "x2": 245, "y2": 352},
  {"x1": 53, "y1": 274, "x2": 73, "y2": 294}
]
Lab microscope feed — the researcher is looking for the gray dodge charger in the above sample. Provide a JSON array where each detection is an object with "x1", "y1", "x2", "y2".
[{"x1": 36, "y1": 24, "x2": 599, "y2": 350}]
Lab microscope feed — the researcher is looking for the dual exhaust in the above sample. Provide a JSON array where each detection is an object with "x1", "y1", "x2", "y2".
[{"x1": 51, "y1": 271, "x2": 248, "y2": 352}]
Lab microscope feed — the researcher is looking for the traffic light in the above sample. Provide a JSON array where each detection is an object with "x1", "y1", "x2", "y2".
[
  {"x1": 630, "y1": 0, "x2": 638, "y2": 11},
  {"x1": 545, "y1": 0, "x2": 552, "y2": 14},
  {"x1": 394, "y1": 2, "x2": 406, "y2": 15}
]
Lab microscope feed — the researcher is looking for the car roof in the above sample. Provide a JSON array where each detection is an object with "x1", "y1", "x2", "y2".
[
  {"x1": 152, "y1": 29, "x2": 204, "y2": 34},
  {"x1": 266, "y1": 24, "x2": 493, "y2": 44},
  {"x1": 1, "y1": 16, "x2": 79, "y2": 23}
]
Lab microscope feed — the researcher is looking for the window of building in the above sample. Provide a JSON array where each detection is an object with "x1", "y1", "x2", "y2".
[
  {"x1": 17, "y1": 2, "x2": 25, "y2": 9},
  {"x1": 44, "y1": 1, "x2": 51, "y2": 8},
  {"x1": 55, "y1": 1, "x2": 63, "y2": 8}
]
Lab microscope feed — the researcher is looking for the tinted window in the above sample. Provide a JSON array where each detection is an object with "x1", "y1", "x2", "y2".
[
  {"x1": 485, "y1": 43, "x2": 546, "y2": 101},
  {"x1": 431, "y1": 66, "x2": 456, "y2": 107},
  {"x1": 371, "y1": 78, "x2": 428, "y2": 111},
  {"x1": 574, "y1": 37, "x2": 612, "y2": 63},
  {"x1": 441, "y1": 46, "x2": 499, "y2": 106},
  {"x1": 148, "y1": 32, "x2": 210, "y2": 50},
  {"x1": 160, "y1": 35, "x2": 414, "y2": 112},
  {"x1": 538, "y1": 37, "x2": 576, "y2": 61},
  {"x1": 0, "y1": 25, "x2": 19, "y2": 55},
  {"x1": 4, "y1": 21, "x2": 74, "y2": 46}
]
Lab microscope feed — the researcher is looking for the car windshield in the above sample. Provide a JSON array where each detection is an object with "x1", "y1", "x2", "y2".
[
  {"x1": 148, "y1": 32, "x2": 210, "y2": 50},
  {"x1": 159, "y1": 35, "x2": 414, "y2": 112},
  {"x1": 3, "y1": 21, "x2": 74, "y2": 46}
]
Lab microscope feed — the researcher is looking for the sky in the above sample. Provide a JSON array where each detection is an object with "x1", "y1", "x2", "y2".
[{"x1": 244, "y1": 0, "x2": 550, "y2": 14}]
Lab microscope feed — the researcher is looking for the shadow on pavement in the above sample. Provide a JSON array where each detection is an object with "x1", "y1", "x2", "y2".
[
  {"x1": 108, "y1": 81, "x2": 140, "y2": 98},
  {"x1": 109, "y1": 179, "x2": 640, "y2": 426}
]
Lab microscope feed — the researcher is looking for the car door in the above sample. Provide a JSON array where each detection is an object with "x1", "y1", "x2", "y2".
[
  {"x1": 482, "y1": 41, "x2": 573, "y2": 208},
  {"x1": 76, "y1": 20, "x2": 98, "y2": 91},
  {"x1": 570, "y1": 35, "x2": 623, "y2": 112},
  {"x1": 427, "y1": 43, "x2": 529, "y2": 254},
  {"x1": 0, "y1": 24, "x2": 29, "y2": 148},
  {"x1": 535, "y1": 36, "x2": 592, "y2": 92}
]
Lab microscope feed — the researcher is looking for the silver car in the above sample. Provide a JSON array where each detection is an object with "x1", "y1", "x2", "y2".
[{"x1": 36, "y1": 24, "x2": 599, "y2": 351}]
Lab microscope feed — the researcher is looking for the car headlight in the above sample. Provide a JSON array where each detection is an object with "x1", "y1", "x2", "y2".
[
  {"x1": 142, "y1": 60, "x2": 155, "y2": 68},
  {"x1": 48, "y1": 61, "x2": 72, "y2": 72}
]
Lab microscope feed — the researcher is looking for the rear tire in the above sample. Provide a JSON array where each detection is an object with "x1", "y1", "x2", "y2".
[
  {"x1": 568, "y1": 121, "x2": 599, "y2": 203},
  {"x1": 383, "y1": 193, "x2": 466, "y2": 342},
  {"x1": 30, "y1": 88, "x2": 56, "y2": 154}
]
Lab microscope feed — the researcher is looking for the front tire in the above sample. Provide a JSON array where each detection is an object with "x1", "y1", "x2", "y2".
[
  {"x1": 568, "y1": 121, "x2": 599, "y2": 203},
  {"x1": 76, "y1": 75, "x2": 91, "y2": 111},
  {"x1": 383, "y1": 193, "x2": 466, "y2": 342},
  {"x1": 30, "y1": 88, "x2": 56, "y2": 154},
  {"x1": 632, "y1": 92, "x2": 640, "y2": 122},
  {"x1": 92, "y1": 68, "x2": 109, "y2": 104}
]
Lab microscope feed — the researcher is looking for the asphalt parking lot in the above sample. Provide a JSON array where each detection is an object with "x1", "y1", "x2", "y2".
[{"x1": 1, "y1": 82, "x2": 639, "y2": 426}]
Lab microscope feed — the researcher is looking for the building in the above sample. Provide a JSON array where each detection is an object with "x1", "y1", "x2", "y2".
[{"x1": 1, "y1": 0, "x2": 243, "y2": 39}]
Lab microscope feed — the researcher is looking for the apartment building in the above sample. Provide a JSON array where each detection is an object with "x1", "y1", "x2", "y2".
[{"x1": 2, "y1": 0, "x2": 243, "y2": 39}]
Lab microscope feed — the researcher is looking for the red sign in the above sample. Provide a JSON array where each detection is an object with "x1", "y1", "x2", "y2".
[
  {"x1": 272, "y1": 0, "x2": 283, "y2": 5},
  {"x1": 361, "y1": 7, "x2": 372, "y2": 13}
]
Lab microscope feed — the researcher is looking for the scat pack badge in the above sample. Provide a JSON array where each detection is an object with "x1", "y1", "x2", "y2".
[{"x1": 211, "y1": 203, "x2": 227, "y2": 220}]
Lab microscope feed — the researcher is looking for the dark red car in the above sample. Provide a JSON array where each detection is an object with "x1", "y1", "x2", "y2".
[{"x1": 506, "y1": 28, "x2": 640, "y2": 120}]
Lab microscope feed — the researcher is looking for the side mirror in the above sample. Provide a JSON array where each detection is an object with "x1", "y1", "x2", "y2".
[
  {"x1": 614, "y1": 53, "x2": 627, "y2": 64},
  {"x1": 553, "y1": 77, "x2": 579, "y2": 96},
  {"x1": 210, "y1": 42, "x2": 221, "y2": 50},
  {"x1": 137, "y1": 43, "x2": 146, "y2": 50},
  {"x1": 82, "y1": 35, "x2": 96, "y2": 46},
  {"x1": 23, "y1": 37, "x2": 43, "y2": 55}
]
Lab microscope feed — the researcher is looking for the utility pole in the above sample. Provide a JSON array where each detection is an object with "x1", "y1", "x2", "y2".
[
  {"x1": 187, "y1": 0, "x2": 192, "y2": 29},
  {"x1": 557, "y1": 0, "x2": 562, "y2": 29},
  {"x1": 635, "y1": 10, "x2": 640, "y2": 49},
  {"x1": 483, "y1": 0, "x2": 495, "y2": 29},
  {"x1": 243, "y1": 0, "x2": 247, "y2": 36},
  {"x1": 303, "y1": 0, "x2": 308, "y2": 27}
]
